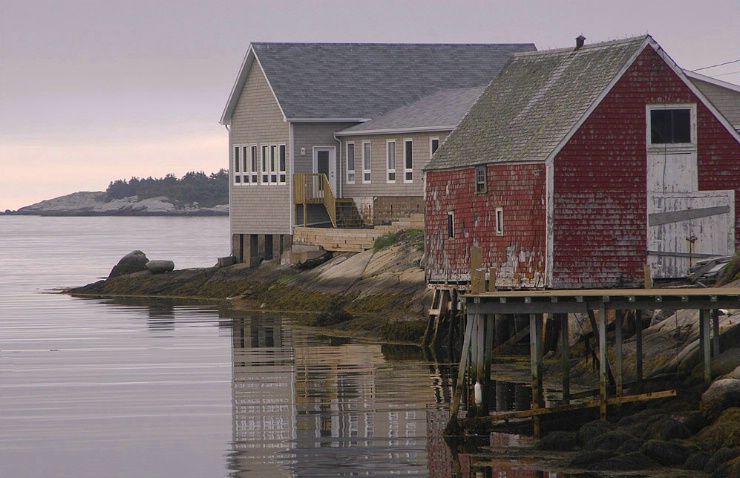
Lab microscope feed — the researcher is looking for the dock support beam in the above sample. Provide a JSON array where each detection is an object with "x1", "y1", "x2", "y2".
[
  {"x1": 598, "y1": 303, "x2": 608, "y2": 420},
  {"x1": 635, "y1": 310, "x2": 643, "y2": 392},
  {"x1": 558, "y1": 313, "x2": 570, "y2": 404},
  {"x1": 700, "y1": 309, "x2": 711, "y2": 383},
  {"x1": 615, "y1": 311, "x2": 623, "y2": 397},
  {"x1": 530, "y1": 313, "x2": 543, "y2": 436}
]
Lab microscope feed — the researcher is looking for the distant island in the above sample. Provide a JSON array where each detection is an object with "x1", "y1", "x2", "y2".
[{"x1": 4, "y1": 170, "x2": 229, "y2": 216}]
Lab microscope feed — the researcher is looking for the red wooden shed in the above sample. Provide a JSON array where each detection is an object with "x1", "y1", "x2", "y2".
[{"x1": 424, "y1": 35, "x2": 740, "y2": 289}]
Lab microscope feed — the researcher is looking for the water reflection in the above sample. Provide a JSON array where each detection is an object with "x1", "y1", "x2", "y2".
[{"x1": 228, "y1": 316, "x2": 437, "y2": 477}]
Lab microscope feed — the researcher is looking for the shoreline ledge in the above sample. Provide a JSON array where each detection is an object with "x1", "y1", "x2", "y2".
[{"x1": 64, "y1": 237, "x2": 432, "y2": 343}]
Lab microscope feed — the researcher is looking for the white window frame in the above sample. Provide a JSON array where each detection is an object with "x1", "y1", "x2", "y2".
[
  {"x1": 233, "y1": 144, "x2": 243, "y2": 185},
  {"x1": 403, "y1": 139, "x2": 413, "y2": 183},
  {"x1": 430, "y1": 137, "x2": 440, "y2": 158},
  {"x1": 447, "y1": 211, "x2": 454, "y2": 238},
  {"x1": 475, "y1": 165, "x2": 487, "y2": 194},
  {"x1": 278, "y1": 144, "x2": 287, "y2": 185},
  {"x1": 268, "y1": 144, "x2": 278, "y2": 185},
  {"x1": 248, "y1": 145, "x2": 258, "y2": 184},
  {"x1": 495, "y1": 207, "x2": 504, "y2": 236},
  {"x1": 386, "y1": 140, "x2": 396, "y2": 183},
  {"x1": 362, "y1": 141, "x2": 371, "y2": 184},
  {"x1": 346, "y1": 142, "x2": 356, "y2": 184},
  {"x1": 646, "y1": 103, "x2": 697, "y2": 152},
  {"x1": 260, "y1": 145, "x2": 269, "y2": 184}
]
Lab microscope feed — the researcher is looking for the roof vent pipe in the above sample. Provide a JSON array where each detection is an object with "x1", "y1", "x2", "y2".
[{"x1": 575, "y1": 35, "x2": 586, "y2": 50}]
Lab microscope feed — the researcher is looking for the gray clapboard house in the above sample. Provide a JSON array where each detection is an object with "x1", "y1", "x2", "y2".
[{"x1": 219, "y1": 42, "x2": 536, "y2": 264}]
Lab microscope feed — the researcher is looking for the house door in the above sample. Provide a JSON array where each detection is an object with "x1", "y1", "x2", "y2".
[
  {"x1": 313, "y1": 147, "x2": 337, "y2": 195},
  {"x1": 647, "y1": 192, "x2": 735, "y2": 278}
]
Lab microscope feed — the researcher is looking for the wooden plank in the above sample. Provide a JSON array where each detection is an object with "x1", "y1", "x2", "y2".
[
  {"x1": 476, "y1": 389, "x2": 677, "y2": 421},
  {"x1": 648, "y1": 205, "x2": 731, "y2": 226}
]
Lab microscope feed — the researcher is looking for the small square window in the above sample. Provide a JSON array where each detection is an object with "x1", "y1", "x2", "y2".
[{"x1": 651, "y1": 109, "x2": 691, "y2": 144}]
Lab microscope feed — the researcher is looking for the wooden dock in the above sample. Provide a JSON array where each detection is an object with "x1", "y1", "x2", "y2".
[{"x1": 449, "y1": 287, "x2": 740, "y2": 436}]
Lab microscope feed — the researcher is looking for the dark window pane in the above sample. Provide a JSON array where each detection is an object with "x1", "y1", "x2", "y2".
[
  {"x1": 672, "y1": 109, "x2": 690, "y2": 143},
  {"x1": 405, "y1": 140, "x2": 413, "y2": 169},
  {"x1": 651, "y1": 109, "x2": 691, "y2": 144}
]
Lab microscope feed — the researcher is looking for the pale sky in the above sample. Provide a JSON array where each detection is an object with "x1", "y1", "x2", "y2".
[{"x1": 2, "y1": 0, "x2": 739, "y2": 211}]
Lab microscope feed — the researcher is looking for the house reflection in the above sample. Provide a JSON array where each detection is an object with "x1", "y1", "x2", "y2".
[{"x1": 228, "y1": 316, "x2": 430, "y2": 477}]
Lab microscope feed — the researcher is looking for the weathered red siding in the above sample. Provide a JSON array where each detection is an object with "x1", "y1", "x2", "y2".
[
  {"x1": 552, "y1": 46, "x2": 740, "y2": 288},
  {"x1": 426, "y1": 163, "x2": 546, "y2": 287}
]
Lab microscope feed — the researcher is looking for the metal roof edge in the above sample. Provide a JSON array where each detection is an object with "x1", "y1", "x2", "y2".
[
  {"x1": 335, "y1": 125, "x2": 455, "y2": 137},
  {"x1": 288, "y1": 118, "x2": 370, "y2": 123}
]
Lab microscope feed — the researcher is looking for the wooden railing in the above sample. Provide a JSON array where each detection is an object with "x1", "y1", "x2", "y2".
[{"x1": 294, "y1": 173, "x2": 337, "y2": 227}]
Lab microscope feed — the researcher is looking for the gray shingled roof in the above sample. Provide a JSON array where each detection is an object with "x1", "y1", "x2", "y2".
[
  {"x1": 224, "y1": 43, "x2": 536, "y2": 122},
  {"x1": 687, "y1": 72, "x2": 740, "y2": 131},
  {"x1": 425, "y1": 36, "x2": 650, "y2": 171},
  {"x1": 335, "y1": 86, "x2": 486, "y2": 135}
]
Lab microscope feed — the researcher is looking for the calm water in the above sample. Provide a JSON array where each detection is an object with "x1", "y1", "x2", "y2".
[{"x1": 0, "y1": 216, "x2": 456, "y2": 478}]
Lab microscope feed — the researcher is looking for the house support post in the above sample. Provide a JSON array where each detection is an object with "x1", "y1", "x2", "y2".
[
  {"x1": 711, "y1": 309, "x2": 721, "y2": 357},
  {"x1": 635, "y1": 310, "x2": 643, "y2": 393},
  {"x1": 700, "y1": 309, "x2": 711, "y2": 383},
  {"x1": 615, "y1": 311, "x2": 623, "y2": 397},
  {"x1": 530, "y1": 313, "x2": 543, "y2": 437},
  {"x1": 483, "y1": 314, "x2": 494, "y2": 411},
  {"x1": 558, "y1": 313, "x2": 570, "y2": 404},
  {"x1": 598, "y1": 303, "x2": 608, "y2": 420}
]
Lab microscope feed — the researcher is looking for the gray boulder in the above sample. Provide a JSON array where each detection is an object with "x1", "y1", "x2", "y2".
[
  {"x1": 145, "y1": 260, "x2": 175, "y2": 274},
  {"x1": 701, "y1": 378, "x2": 740, "y2": 421},
  {"x1": 108, "y1": 250, "x2": 149, "y2": 278}
]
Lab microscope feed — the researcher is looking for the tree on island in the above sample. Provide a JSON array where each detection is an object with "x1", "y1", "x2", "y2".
[{"x1": 105, "y1": 169, "x2": 228, "y2": 208}]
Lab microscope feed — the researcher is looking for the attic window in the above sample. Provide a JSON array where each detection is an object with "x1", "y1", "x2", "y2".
[{"x1": 648, "y1": 105, "x2": 695, "y2": 146}]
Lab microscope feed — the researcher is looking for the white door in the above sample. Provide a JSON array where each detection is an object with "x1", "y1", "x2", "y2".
[{"x1": 313, "y1": 147, "x2": 337, "y2": 194}]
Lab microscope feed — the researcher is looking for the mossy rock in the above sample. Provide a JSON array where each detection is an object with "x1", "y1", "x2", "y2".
[
  {"x1": 694, "y1": 408, "x2": 740, "y2": 453},
  {"x1": 591, "y1": 452, "x2": 658, "y2": 471},
  {"x1": 706, "y1": 447, "x2": 740, "y2": 474},
  {"x1": 641, "y1": 439, "x2": 691, "y2": 466},
  {"x1": 586, "y1": 430, "x2": 636, "y2": 451},
  {"x1": 578, "y1": 420, "x2": 616, "y2": 447}
]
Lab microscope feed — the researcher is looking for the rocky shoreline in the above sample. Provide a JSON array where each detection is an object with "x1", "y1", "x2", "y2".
[
  {"x1": 64, "y1": 238, "x2": 740, "y2": 476},
  {"x1": 5, "y1": 191, "x2": 228, "y2": 216},
  {"x1": 65, "y1": 235, "x2": 432, "y2": 342}
]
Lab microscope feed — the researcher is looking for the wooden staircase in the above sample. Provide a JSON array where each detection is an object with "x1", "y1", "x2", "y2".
[{"x1": 336, "y1": 199, "x2": 364, "y2": 227}]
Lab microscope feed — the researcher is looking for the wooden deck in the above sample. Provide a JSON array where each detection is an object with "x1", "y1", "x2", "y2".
[{"x1": 449, "y1": 287, "x2": 740, "y2": 436}]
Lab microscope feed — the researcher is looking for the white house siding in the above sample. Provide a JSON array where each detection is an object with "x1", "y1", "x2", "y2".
[
  {"x1": 340, "y1": 131, "x2": 450, "y2": 198},
  {"x1": 230, "y1": 62, "x2": 291, "y2": 236}
]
